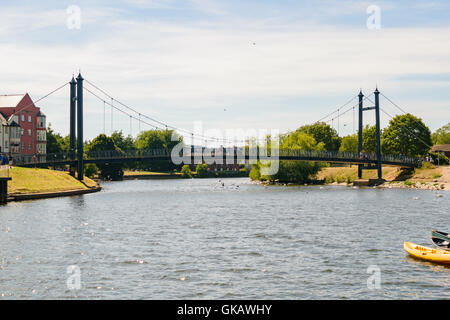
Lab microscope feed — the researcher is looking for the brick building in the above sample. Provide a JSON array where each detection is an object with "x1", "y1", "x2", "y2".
[{"x1": 0, "y1": 94, "x2": 46, "y2": 157}]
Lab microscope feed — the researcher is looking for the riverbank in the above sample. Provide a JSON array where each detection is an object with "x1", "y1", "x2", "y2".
[
  {"x1": 7, "y1": 167, "x2": 101, "y2": 201},
  {"x1": 316, "y1": 165, "x2": 450, "y2": 190}
]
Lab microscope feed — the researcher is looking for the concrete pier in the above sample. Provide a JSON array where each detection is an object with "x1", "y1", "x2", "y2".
[
  {"x1": 353, "y1": 178, "x2": 385, "y2": 187},
  {"x1": 0, "y1": 177, "x2": 11, "y2": 204}
]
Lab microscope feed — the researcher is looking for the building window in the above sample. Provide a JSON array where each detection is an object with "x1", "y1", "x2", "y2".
[
  {"x1": 22, "y1": 143, "x2": 25, "y2": 150},
  {"x1": 28, "y1": 143, "x2": 31, "y2": 150},
  {"x1": 21, "y1": 115, "x2": 25, "y2": 122},
  {"x1": 21, "y1": 129, "x2": 24, "y2": 136},
  {"x1": 28, "y1": 115, "x2": 32, "y2": 122},
  {"x1": 28, "y1": 129, "x2": 31, "y2": 136}
]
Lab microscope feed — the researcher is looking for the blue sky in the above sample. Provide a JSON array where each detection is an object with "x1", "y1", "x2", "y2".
[{"x1": 1, "y1": 0, "x2": 449, "y2": 142}]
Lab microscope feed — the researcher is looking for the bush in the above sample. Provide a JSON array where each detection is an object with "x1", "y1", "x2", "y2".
[
  {"x1": 84, "y1": 163, "x2": 98, "y2": 178},
  {"x1": 421, "y1": 162, "x2": 435, "y2": 169},
  {"x1": 404, "y1": 180, "x2": 414, "y2": 187},
  {"x1": 181, "y1": 165, "x2": 192, "y2": 178},
  {"x1": 195, "y1": 163, "x2": 209, "y2": 178},
  {"x1": 249, "y1": 165, "x2": 261, "y2": 181}
]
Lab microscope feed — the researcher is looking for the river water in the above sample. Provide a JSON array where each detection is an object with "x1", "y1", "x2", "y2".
[{"x1": 0, "y1": 178, "x2": 448, "y2": 299}]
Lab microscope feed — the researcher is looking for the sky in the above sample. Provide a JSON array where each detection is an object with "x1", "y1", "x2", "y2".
[{"x1": 1, "y1": 0, "x2": 450, "y2": 143}]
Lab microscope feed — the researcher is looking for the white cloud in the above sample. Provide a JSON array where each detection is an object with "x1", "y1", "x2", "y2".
[{"x1": 0, "y1": 5, "x2": 449, "y2": 139}]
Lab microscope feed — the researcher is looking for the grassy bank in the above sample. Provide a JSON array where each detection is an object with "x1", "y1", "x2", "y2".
[
  {"x1": 317, "y1": 165, "x2": 450, "y2": 190},
  {"x1": 8, "y1": 167, "x2": 98, "y2": 195}
]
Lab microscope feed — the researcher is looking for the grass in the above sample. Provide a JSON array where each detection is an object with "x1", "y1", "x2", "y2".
[
  {"x1": 316, "y1": 166, "x2": 398, "y2": 183},
  {"x1": 317, "y1": 165, "x2": 447, "y2": 184},
  {"x1": 410, "y1": 167, "x2": 443, "y2": 181},
  {"x1": 8, "y1": 167, "x2": 98, "y2": 194}
]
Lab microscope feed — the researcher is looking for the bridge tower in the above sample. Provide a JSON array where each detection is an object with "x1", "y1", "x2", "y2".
[
  {"x1": 76, "y1": 73, "x2": 84, "y2": 181},
  {"x1": 357, "y1": 88, "x2": 383, "y2": 180},
  {"x1": 69, "y1": 76, "x2": 77, "y2": 177}
]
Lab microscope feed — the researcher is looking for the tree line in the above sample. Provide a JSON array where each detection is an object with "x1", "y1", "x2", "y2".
[{"x1": 47, "y1": 115, "x2": 449, "y2": 182}]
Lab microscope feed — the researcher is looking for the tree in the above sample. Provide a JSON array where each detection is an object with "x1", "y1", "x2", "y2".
[
  {"x1": 250, "y1": 131, "x2": 324, "y2": 183},
  {"x1": 46, "y1": 125, "x2": 69, "y2": 154},
  {"x1": 134, "y1": 129, "x2": 183, "y2": 172},
  {"x1": 339, "y1": 134, "x2": 358, "y2": 153},
  {"x1": 111, "y1": 130, "x2": 135, "y2": 151},
  {"x1": 297, "y1": 122, "x2": 341, "y2": 151},
  {"x1": 381, "y1": 113, "x2": 432, "y2": 156},
  {"x1": 431, "y1": 122, "x2": 450, "y2": 145},
  {"x1": 362, "y1": 125, "x2": 377, "y2": 154},
  {"x1": 86, "y1": 134, "x2": 123, "y2": 180},
  {"x1": 134, "y1": 129, "x2": 181, "y2": 150}
]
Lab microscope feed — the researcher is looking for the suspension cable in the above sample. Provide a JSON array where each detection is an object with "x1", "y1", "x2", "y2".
[
  {"x1": 11, "y1": 82, "x2": 69, "y2": 117},
  {"x1": 365, "y1": 96, "x2": 433, "y2": 150},
  {"x1": 84, "y1": 79, "x2": 265, "y2": 144}
]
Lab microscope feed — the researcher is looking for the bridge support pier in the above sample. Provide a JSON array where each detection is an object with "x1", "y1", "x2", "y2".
[
  {"x1": 0, "y1": 178, "x2": 11, "y2": 204},
  {"x1": 69, "y1": 76, "x2": 77, "y2": 177},
  {"x1": 374, "y1": 88, "x2": 382, "y2": 179},
  {"x1": 357, "y1": 87, "x2": 383, "y2": 180},
  {"x1": 358, "y1": 90, "x2": 364, "y2": 179},
  {"x1": 76, "y1": 73, "x2": 84, "y2": 181}
]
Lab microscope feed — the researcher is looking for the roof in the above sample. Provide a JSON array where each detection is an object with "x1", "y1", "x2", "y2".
[
  {"x1": 0, "y1": 112, "x2": 6, "y2": 125},
  {"x1": 431, "y1": 144, "x2": 450, "y2": 152},
  {"x1": 0, "y1": 94, "x2": 26, "y2": 108},
  {"x1": 8, "y1": 120, "x2": 20, "y2": 127}
]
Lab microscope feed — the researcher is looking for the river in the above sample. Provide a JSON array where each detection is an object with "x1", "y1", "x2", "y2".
[{"x1": 0, "y1": 178, "x2": 448, "y2": 299}]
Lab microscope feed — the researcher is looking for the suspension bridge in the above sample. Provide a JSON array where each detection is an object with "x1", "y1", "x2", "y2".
[{"x1": 12, "y1": 73, "x2": 424, "y2": 179}]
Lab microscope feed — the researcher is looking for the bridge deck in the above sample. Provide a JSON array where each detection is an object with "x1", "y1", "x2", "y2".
[{"x1": 14, "y1": 149, "x2": 421, "y2": 168}]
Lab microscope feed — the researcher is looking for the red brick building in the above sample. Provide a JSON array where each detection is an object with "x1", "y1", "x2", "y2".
[{"x1": 0, "y1": 94, "x2": 46, "y2": 156}]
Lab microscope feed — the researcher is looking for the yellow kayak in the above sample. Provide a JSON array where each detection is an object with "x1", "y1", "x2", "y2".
[{"x1": 404, "y1": 242, "x2": 450, "y2": 264}]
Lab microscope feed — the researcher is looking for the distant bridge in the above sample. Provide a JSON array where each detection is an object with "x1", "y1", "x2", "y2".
[{"x1": 14, "y1": 148, "x2": 422, "y2": 168}]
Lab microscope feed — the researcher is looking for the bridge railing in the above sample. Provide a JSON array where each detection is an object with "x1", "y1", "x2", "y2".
[{"x1": 12, "y1": 148, "x2": 422, "y2": 167}]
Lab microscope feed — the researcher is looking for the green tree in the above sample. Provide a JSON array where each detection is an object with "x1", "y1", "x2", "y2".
[
  {"x1": 195, "y1": 163, "x2": 209, "y2": 178},
  {"x1": 134, "y1": 129, "x2": 181, "y2": 150},
  {"x1": 250, "y1": 131, "x2": 324, "y2": 183},
  {"x1": 297, "y1": 122, "x2": 341, "y2": 151},
  {"x1": 111, "y1": 130, "x2": 135, "y2": 151},
  {"x1": 362, "y1": 125, "x2": 377, "y2": 154},
  {"x1": 46, "y1": 125, "x2": 69, "y2": 154},
  {"x1": 431, "y1": 122, "x2": 450, "y2": 145},
  {"x1": 339, "y1": 134, "x2": 358, "y2": 153},
  {"x1": 86, "y1": 134, "x2": 124, "y2": 180},
  {"x1": 382, "y1": 113, "x2": 432, "y2": 156},
  {"x1": 134, "y1": 129, "x2": 183, "y2": 172}
]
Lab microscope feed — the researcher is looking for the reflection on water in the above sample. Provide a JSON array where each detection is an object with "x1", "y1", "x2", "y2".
[{"x1": 0, "y1": 178, "x2": 448, "y2": 299}]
